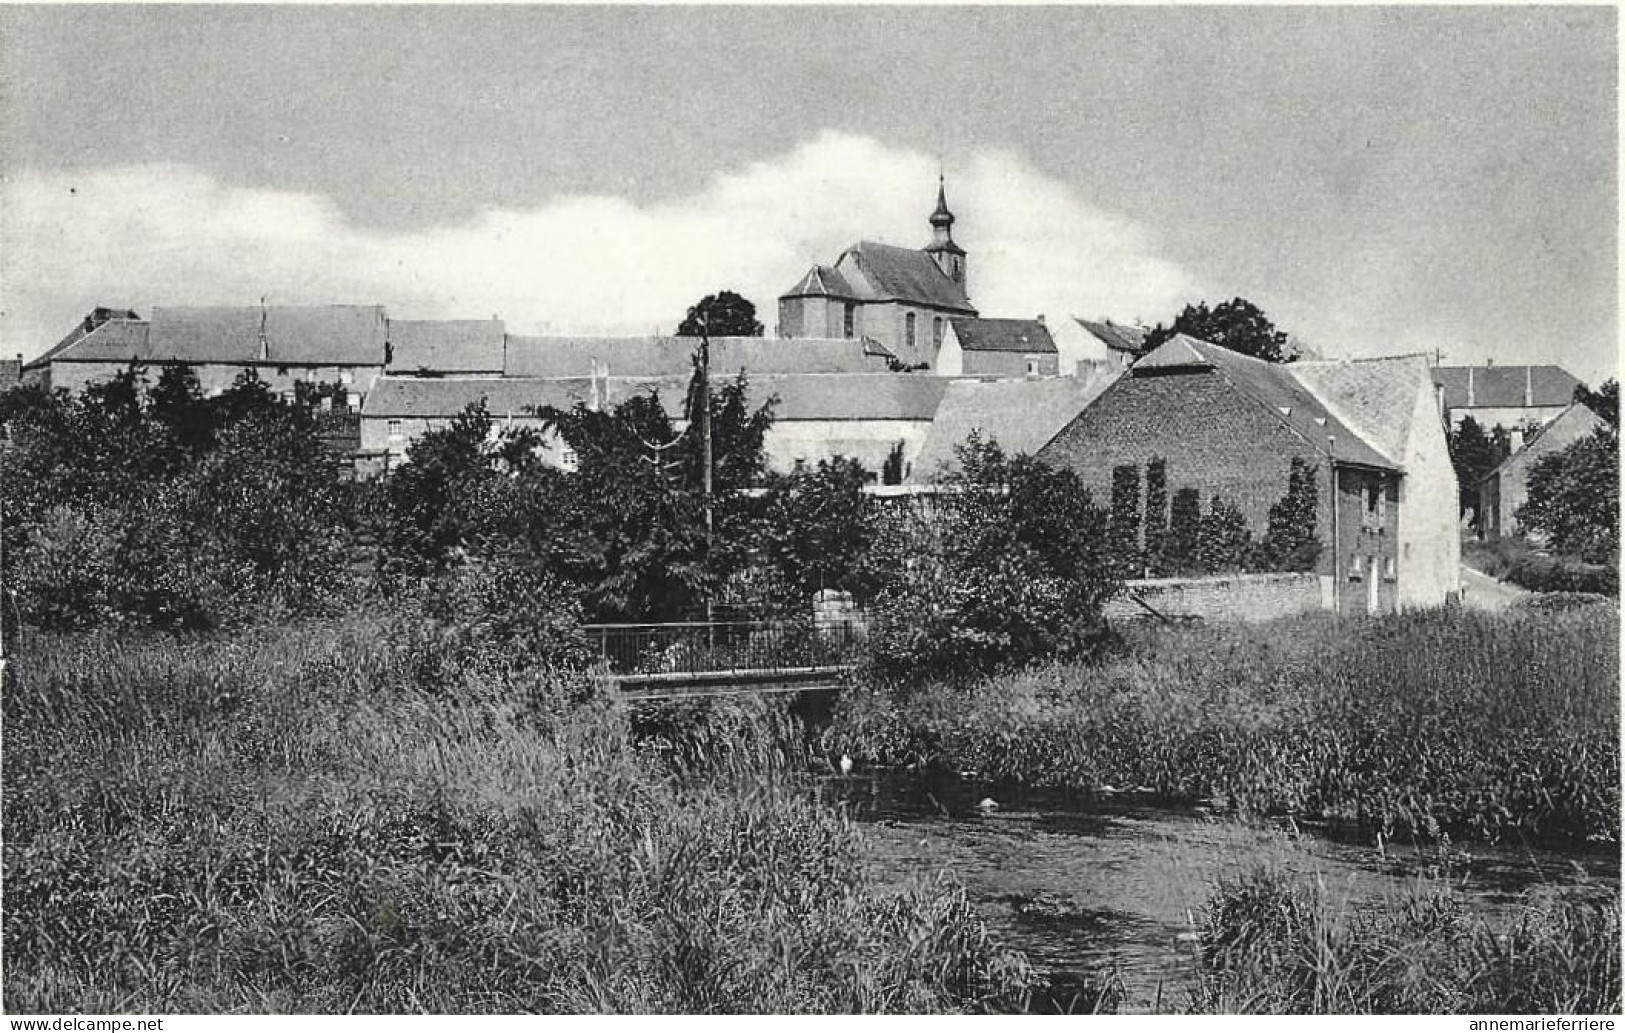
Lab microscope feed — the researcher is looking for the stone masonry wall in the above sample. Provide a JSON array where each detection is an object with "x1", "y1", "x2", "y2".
[{"x1": 1107, "y1": 573, "x2": 1332, "y2": 623}]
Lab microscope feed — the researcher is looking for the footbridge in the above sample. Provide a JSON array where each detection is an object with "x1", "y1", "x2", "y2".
[{"x1": 585, "y1": 619, "x2": 864, "y2": 699}]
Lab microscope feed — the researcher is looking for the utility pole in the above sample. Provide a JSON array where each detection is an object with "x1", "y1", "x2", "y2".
[{"x1": 698, "y1": 310, "x2": 715, "y2": 629}]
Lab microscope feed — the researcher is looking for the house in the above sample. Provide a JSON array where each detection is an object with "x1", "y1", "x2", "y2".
[
  {"x1": 386, "y1": 318, "x2": 506, "y2": 377},
  {"x1": 1074, "y1": 318, "x2": 1150, "y2": 369},
  {"x1": 910, "y1": 370, "x2": 1118, "y2": 481},
  {"x1": 777, "y1": 179, "x2": 978, "y2": 367},
  {"x1": 0, "y1": 355, "x2": 21, "y2": 394},
  {"x1": 1432, "y1": 363, "x2": 1582, "y2": 431},
  {"x1": 936, "y1": 318, "x2": 1060, "y2": 378},
  {"x1": 360, "y1": 370, "x2": 950, "y2": 481},
  {"x1": 24, "y1": 305, "x2": 387, "y2": 408},
  {"x1": 1475, "y1": 401, "x2": 1609, "y2": 540},
  {"x1": 1038, "y1": 335, "x2": 1461, "y2": 614}
]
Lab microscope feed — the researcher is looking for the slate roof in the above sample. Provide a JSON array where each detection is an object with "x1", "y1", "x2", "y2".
[
  {"x1": 28, "y1": 319, "x2": 150, "y2": 365},
  {"x1": 387, "y1": 319, "x2": 505, "y2": 374},
  {"x1": 1433, "y1": 365, "x2": 1581, "y2": 410},
  {"x1": 504, "y1": 335, "x2": 891, "y2": 379},
  {"x1": 1133, "y1": 335, "x2": 1398, "y2": 471},
  {"x1": 781, "y1": 242, "x2": 975, "y2": 312},
  {"x1": 363, "y1": 371, "x2": 950, "y2": 424},
  {"x1": 948, "y1": 318, "x2": 1057, "y2": 354},
  {"x1": 1482, "y1": 401, "x2": 1610, "y2": 483},
  {"x1": 43, "y1": 306, "x2": 388, "y2": 367},
  {"x1": 910, "y1": 373, "x2": 1119, "y2": 481},
  {"x1": 1077, "y1": 318, "x2": 1149, "y2": 356},
  {"x1": 1289, "y1": 355, "x2": 1434, "y2": 469},
  {"x1": 363, "y1": 376, "x2": 596, "y2": 418},
  {"x1": 782, "y1": 265, "x2": 857, "y2": 300}
]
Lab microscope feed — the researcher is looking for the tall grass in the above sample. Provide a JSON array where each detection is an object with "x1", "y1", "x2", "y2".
[
  {"x1": 4, "y1": 617, "x2": 1035, "y2": 1013},
  {"x1": 1193, "y1": 865, "x2": 1621, "y2": 1013},
  {"x1": 829, "y1": 604, "x2": 1620, "y2": 846}
]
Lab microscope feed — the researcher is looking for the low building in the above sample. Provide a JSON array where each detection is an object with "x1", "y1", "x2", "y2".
[
  {"x1": 359, "y1": 375, "x2": 596, "y2": 473},
  {"x1": 24, "y1": 305, "x2": 387, "y2": 408},
  {"x1": 937, "y1": 318, "x2": 1059, "y2": 378},
  {"x1": 385, "y1": 318, "x2": 506, "y2": 377},
  {"x1": 1038, "y1": 335, "x2": 1460, "y2": 615},
  {"x1": 1475, "y1": 401, "x2": 1609, "y2": 539},
  {"x1": 1074, "y1": 318, "x2": 1150, "y2": 370},
  {"x1": 910, "y1": 371, "x2": 1118, "y2": 481},
  {"x1": 1432, "y1": 363, "x2": 1582, "y2": 431}
]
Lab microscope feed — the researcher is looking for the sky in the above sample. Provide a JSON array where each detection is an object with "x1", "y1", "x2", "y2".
[{"x1": 0, "y1": 6, "x2": 1616, "y2": 381}]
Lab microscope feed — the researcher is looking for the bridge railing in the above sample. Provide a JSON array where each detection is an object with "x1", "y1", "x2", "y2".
[{"x1": 582, "y1": 618, "x2": 865, "y2": 678}]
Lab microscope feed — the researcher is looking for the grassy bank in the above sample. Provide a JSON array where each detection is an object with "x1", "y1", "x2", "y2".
[
  {"x1": 829, "y1": 604, "x2": 1620, "y2": 846},
  {"x1": 1193, "y1": 865, "x2": 1620, "y2": 1013},
  {"x1": 4, "y1": 618, "x2": 1035, "y2": 1013}
]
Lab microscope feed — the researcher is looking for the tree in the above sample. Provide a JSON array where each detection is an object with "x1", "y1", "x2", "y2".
[
  {"x1": 1574, "y1": 379, "x2": 1619, "y2": 430},
  {"x1": 1108, "y1": 463, "x2": 1142, "y2": 576},
  {"x1": 1447, "y1": 416, "x2": 1504, "y2": 516},
  {"x1": 1143, "y1": 298, "x2": 1296, "y2": 363},
  {"x1": 864, "y1": 433, "x2": 1119, "y2": 680},
  {"x1": 752, "y1": 456, "x2": 879, "y2": 609},
  {"x1": 1161, "y1": 488, "x2": 1203, "y2": 576},
  {"x1": 1517, "y1": 429, "x2": 1619, "y2": 564},
  {"x1": 1256, "y1": 458, "x2": 1323, "y2": 571},
  {"x1": 677, "y1": 290, "x2": 764, "y2": 338},
  {"x1": 1196, "y1": 496, "x2": 1252, "y2": 573},
  {"x1": 1143, "y1": 458, "x2": 1169, "y2": 576}
]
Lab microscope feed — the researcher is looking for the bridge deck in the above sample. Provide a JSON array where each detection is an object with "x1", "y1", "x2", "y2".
[
  {"x1": 612, "y1": 664, "x2": 855, "y2": 699},
  {"x1": 585, "y1": 619, "x2": 864, "y2": 698}
]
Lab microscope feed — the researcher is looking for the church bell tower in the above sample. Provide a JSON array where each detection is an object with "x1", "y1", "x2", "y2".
[{"x1": 923, "y1": 175, "x2": 967, "y2": 293}]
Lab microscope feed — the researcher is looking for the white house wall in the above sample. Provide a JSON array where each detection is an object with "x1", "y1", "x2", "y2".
[{"x1": 1397, "y1": 383, "x2": 1463, "y2": 609}]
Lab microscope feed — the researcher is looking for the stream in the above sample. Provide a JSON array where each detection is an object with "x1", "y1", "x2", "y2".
[{"x1": 821, "y1": 773, "x2": 1621, "y2": 1013}]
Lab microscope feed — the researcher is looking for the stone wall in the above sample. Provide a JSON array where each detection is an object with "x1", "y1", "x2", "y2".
[{"x1": 1106, "y1": 572, "x2": 1333, "y2": 623}]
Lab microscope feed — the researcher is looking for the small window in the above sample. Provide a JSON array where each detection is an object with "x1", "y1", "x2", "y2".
[
  {"x1": 276, "y1": 366, "x2": 289, "y2": 377},
  {"x1": 387, "y1": 419, "x2": 403, "y2": 440},
  {"x1": 843, "y1": 303, "x2": 856, "y2": 339},
  {"x1": 339, "y1": 370, "x2": 354, "y2": 386},
  {"x1": 1383, "y1": 557, "x2": 1398, "y2": 581},
  {"x1": 1349, "y1": 554, "x2": 1364, "y2": 581},
  {"x1": 1026, "y1": 356, "x2": 1041, "y2": 376},
  {"x1": 559, "y1": 445, "x2": 579, "y2": 472},
  {"x1": 933, "y1": 317, "x2": 944, "y2": 351},
  {"x1": 906, "y1": 312, "x2": 917, "y2": 349}
]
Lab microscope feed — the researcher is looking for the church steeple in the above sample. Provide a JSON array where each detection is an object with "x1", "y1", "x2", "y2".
[{"x1": 923, "y1": 174, "x2": 967, "y2": 292}]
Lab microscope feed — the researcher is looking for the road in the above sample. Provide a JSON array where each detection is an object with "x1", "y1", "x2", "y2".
[{"x1": 1459, "y1": 563, "x2": 1531, "y2": 612}]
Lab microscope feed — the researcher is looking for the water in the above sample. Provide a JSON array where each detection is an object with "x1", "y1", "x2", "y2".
[{"x1": 823, "y1": 773, "x2": 1620, "y2": 1013}]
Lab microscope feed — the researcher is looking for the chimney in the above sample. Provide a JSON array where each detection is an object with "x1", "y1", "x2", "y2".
[
  {"x1": 1036, "y1": 314, "x2": 1046, "y2": 325},
  {"x1": 1466, "y1": 367, "x2": 1475, "y2": 408},
  {"x1": 1435, "y1": 382, "x2": 1447, "y2": 425},
  {"x1": 1510, "y1": 426, "x2": 1525, "y2": 453}
]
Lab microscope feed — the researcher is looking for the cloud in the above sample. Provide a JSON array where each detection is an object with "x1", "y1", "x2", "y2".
[{"x1": 2, "y1": 131, "x2": 1205, "y2": 358}]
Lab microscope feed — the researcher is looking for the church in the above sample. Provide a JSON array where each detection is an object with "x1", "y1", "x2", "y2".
[{"x1": 777, "y1": 180, "x2": 982, "y2": 369}]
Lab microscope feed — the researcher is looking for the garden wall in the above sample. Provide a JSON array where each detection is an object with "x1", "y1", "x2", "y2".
[{"x1": 1107, "y1": 572, "x2": 1333, "y2": 623}]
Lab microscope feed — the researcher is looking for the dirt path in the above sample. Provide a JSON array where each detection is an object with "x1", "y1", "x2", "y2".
[{"x1": 1459, "y1": 563, "x2": 1531, "y2": 612}]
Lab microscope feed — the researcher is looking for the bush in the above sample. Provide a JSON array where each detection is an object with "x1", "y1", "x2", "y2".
[
  {"x1": 4, "y1": 621, "x2": 1037, "y2": 1013},
  {"x1": 1194, "y1": 866, "x2": 1621, "y2": 1013}
]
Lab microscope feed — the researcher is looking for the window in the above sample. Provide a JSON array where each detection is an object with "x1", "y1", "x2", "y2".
[
  {"x1": 559, "y1": 445, "x2": 579, "y2": 472},
  {"x1": 1383, "y1": 557, "x2": 1398, "y2": 581},
  {"x1": 339, "y1": 369, "x2": 354, "y2": 386},
  {"x1": 276, "y1": 366, "x2": 289, "y2": 377},
  {"x1": 933, "y1": 317, "x2": 944, "y2": 351},
  {"x1": 843, "y1": 303, "x2": 856, "y2": 339},
  {"x1": 906, "y1": 312, "x2": 917, "y2": 349},
  {"x1": 1348, "y1": 554, "x2": 1364, "y2": 580},
  {"x1": 1362, "y1": 476, "x2": 1384, "y2": 530},
  {"x1": 387, "y1": 419, "x2": 402, "y2": 441},
  {"x1": 1026, "y1": 356, "x2": 1041, "y2": 376}
]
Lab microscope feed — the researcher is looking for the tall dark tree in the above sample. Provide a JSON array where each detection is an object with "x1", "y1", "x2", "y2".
[
  {"x1": 753, "y1": 456, "x2": 879, "y2": 608},
  {"x1": 1143, "y1": 457, "x2": 1169, "y2": 576},
  {"x1": 1108, "y1": 464, "x2": 1142, "y2": 576},
  {"x1": 1256, "y1": 458, "x2": 1323, "y2": 571},
  {"x1": 1196, "y1": 496, "x2": 1252, "y2": 573},
  {"x1": 677, "y1": 290, "x2": 764, "y2": 338},
  {"x1": 1143, "y1": 298, "x2": 1296, "y2": 363},
  {"x1": 1161, "y1": 488, "x2": 1203, "y2": 576},
  {"x1": 1574, "y1": 379, "x2": 1619, "y2": 430}
]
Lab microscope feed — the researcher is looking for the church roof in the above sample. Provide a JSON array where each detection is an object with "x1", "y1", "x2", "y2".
[
  {"x1": 386, "y1": 319, "x2": 505, "y2": 374},
  {"x1": 1432, "y1": 364, "x2": 1580, "y2": 410},
  {"x1": 842, "y1": 241, "x2": 975, "y2": 311},
  {"x1": 948, "y1": 318, "x2": 1057, "y2": 354},
  {"x1": 782, "y1": 265, "x2": 857, "y2": 300}
]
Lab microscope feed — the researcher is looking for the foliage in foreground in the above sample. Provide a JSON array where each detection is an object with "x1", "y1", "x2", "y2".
[
  {"x1": 1193, "y1": 866, "x2": 1620, "y2": 1014},
  {"x1": 4, "y1": 620, "x2": 1034, "y2": 1014},
  {"x1": 1463, "y1": 537, "x2": 1618, "y2": 597},
  {"x1": 829, "y1": 605, "x2": 1620, "y2": 846}
]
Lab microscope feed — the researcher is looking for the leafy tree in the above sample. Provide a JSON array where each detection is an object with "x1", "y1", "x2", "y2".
[
  {"x1": 1161, "y1": 488, "x2": 1203, "y2": 576},
  {"x1": 150, "y1": 360, "x2": 215, "y2": 461},
  {"x1": 1573, "y1": 379, "x2": 1619, "y2": 430},
  {"x1": 865, "y1": 433, "x2": 1119, "y2": 681},
  {"x1": 1143, "y1": 458, "x2": 1168, "y2": 576},
  {"x1": 1196, "y1": 496, "x2": 1252, "y2": 573},
  {"x1": 1256, "y1": 458, "x2": 1324, "y2": 571},
  {"x1": 1447, "y1": 416, "x2": 1506, "y2": 516},
  {"x1": 1108, "y1": 463, "x2": 1142, "y2": 576},
  {"x1": 677, "y1": 290, "x2": 764, "y2": 338},
  {"x1": 1143, "y1": 298, "x2": 1296, "y2": 362},
  {"x1": 1517, "y1": 429, "x2": 1619, "y2": 564},
  {"x1": 752, "y1": 456, "x2": 879, "y2": 609},
  {"x1": 882, "y1": 441, "x2": 906, "y2": 485}
]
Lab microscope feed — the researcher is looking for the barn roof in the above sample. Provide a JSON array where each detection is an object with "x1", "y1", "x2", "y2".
[
  {"x1": 387, "y1": 319, "x2": 505, "y2": 374},
  {"x1": 910, "y1": 373, "x2": 1118, "y2": 481},
  {"x1": 1433, "y1": 365, "x2": 1581, "y2": 411},
  {"x1": 948, "y1": 318, "x2": 1057, "y2": 354}
]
